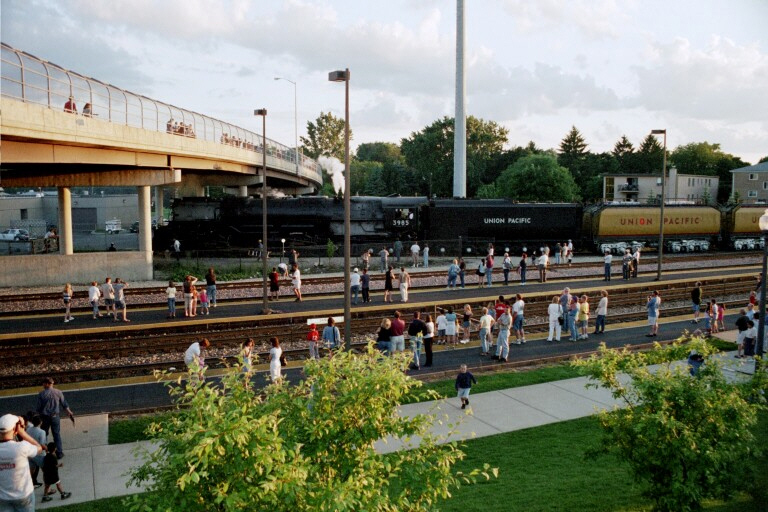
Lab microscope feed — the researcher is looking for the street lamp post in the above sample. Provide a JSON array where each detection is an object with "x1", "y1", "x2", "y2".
[
  {"x1": 273, "y1": 77, "x2": 300, "y2": 176},
  {"x1": 281, "y1": 238, "x2": 286, "y2": 263},
  {"x1": 253, "y1": 108, "x2": 269, "y2": 314},
  {"x1": 756, "y1": 210, "x2": 768, "y2": 368},
  {"x1": 329, "y1": 68, "x2": 352, "y2": 350},
  {"x1": 651, "y1": 129, "x2": 667, "y2": 281}
]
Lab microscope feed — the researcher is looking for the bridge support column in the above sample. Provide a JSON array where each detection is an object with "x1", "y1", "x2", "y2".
[
  {"x1": 238, "y1": 185, "x2": 249, "y2": 197},
  {"x1": 57, "y1": 187, "x2": 73, "y2": 255},
  {"x1": 138, "y1": 185, "x2": 152, "y2": 252}
]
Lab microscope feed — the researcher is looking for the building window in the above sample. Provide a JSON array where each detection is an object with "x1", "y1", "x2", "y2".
[
  {"x1": 748, "y1": 190, "x2": 758, "y2": 198},
  {"x1": 656, "y1": 178, "x2": 662, "y2": 186},
  {"x1": 749, "y1": 173, "x2": 758, "y2": 180},
  {"x1": 763, "y1": 182, "x2": 768, "y2": 190},
  {"x1": 20, "y1": 209, "x2": 28, "y2": 220}
]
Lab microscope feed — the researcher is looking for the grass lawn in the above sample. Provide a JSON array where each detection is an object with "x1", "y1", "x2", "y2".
[{"x1": 59, "y1": 412, "x2": 767, "y2": 512}]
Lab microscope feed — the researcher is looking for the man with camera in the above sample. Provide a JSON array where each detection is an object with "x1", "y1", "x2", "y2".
[{"x1": 0, "y1": 414, "x2": 46, "y2": 511}]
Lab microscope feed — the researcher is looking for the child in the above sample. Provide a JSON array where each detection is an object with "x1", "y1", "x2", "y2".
[
  {"x1": 709, "y1": 299, "x2": 719, "y2": 334},
  {"x1": 307, "y1": 323, "x2": 320, "y2": 359},
  {"x1": 455, "y1": 364, "x2": 477, "y2": 410},
  {"x1": 42, "y1": 442, "x2": 72, "y2": 502},
  {"x1": 717, "y1": 302, "x2": 726, "y2": 332},
  {"x1": 199, "y1": 288, "x2": 209, "y2": 315},
  {"x1": 166, "y1": 281, "x2": 177, "y2": 318},
  {"x1": 190, "y1": 284, "x2": 198, "y2": 317},
  {"x1": 749, "y1": 290, "x2": 757, "y2": 306},
  {"x1": 746, "y1": 303, "x2": 755, "y2": 321},
  {"x1": 241, "y1": 338, "x2": 255, "y2": 375},
  {"x1": 435, "y1": 309, "x2": 447, "y2": 345},
  {"x1": 62, "y1": 283, "x2": 74, "y2": 323}
]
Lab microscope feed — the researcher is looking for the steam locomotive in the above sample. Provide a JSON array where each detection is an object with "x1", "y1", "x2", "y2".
[{"x1": 154, "y1": 195, "x2": 764, "y2": 254}]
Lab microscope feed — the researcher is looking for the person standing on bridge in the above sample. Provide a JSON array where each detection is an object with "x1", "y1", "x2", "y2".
[
  {"x1": 35, "y1": 378, "x2": 75, "y2": 460},
  {"x1": 63, "y1": 96, "x2": 77, "y2": 114}
]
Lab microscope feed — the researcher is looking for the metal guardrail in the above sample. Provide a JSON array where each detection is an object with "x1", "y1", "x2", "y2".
[{"x1": 0, "y1": 42, "x2": 321, "y2": 184}]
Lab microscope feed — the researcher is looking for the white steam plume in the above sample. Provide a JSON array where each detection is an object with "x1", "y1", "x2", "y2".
[{"x1": 317, "y1": 155, "x2": 345, "y2": 194}]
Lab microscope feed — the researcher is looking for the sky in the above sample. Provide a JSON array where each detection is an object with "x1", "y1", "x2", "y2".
[{"x1": 2, "y1": 0, "x2": 767, "y2": 165}]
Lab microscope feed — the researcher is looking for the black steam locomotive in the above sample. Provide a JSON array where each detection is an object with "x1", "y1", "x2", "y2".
[{"x1": 154, "y1": 196, "x2": 583, "y2": 254}]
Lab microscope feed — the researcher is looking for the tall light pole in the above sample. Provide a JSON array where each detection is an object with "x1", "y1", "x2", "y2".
[
  {"x1": 453, "y1": 0, "x2": 467, "y2": 198},
  {"x1": 756, "y1": 210, "x2": 768, "y2": 370},
  {"x1": 273, "y1": 77, "x2": 300, "y2": 176},
  {"x1": 651, "y1": 129, "x2": 667, "y2": 281},
  {"x1": 329, "y1": 68, "x2": 352, "y2": 350},
  {"x1": 254, "y1": 108, "x2": 269, "y2": 314}
]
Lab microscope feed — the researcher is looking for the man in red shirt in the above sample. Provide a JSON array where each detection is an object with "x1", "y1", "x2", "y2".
[
  {"x1": 64, "y1": 96, "x2": 77, "y2": 113},
  {"x1": 390, "y1": 311, "x2": 405, "y2": 353}
]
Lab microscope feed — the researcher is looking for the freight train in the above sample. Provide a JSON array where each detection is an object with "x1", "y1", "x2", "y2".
[{"x1": 154, "y1": 196, "x2": 765, "y2": 254}]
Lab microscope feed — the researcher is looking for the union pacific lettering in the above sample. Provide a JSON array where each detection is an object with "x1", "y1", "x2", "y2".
[
  {"x1": 484, "y1": 218, "x2": 532, "y2": 224},
  {"x1": 619, "y1": 216, "x2": 702, "y2": 226}
]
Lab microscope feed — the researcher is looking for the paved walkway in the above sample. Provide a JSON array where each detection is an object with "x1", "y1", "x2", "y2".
[{"x1": 31, "y1": 331, "x2": 755, "y2": 509}]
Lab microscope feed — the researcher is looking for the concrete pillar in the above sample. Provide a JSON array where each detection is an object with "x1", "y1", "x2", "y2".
[
  {"x1": 238, "y1": 185, "x2": 249, "y2": 197},
  {"x1": 57, "y1": 187, "x2": 73, "y2": 255},
  {"x1": 154, "y1": 186, "x2": 164, "y2": 225},
  {"x1": 137, "y1": 186, "x2": 152, "y2": 252}
]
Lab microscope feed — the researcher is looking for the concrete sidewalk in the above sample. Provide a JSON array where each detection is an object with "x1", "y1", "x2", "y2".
[{"x1": 34, "y1": 336, "x2": 755, "y2": 508}]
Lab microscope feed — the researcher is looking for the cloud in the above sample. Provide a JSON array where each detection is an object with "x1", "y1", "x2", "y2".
[{"x1": 630, "y1": 36, "x2": 768, "y2": 123}]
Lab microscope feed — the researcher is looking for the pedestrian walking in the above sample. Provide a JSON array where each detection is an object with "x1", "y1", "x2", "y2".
[
  {"x1": 690, "y1": 281, "x2": 702, "y2": 323},
  {"x1": 389, "y1": 312, "x2": 405, "y2": 353},
  {"x1": 547, "y1": 296, "x2": 563, "y2": 342},
  {"x1": 455, "y1": 364, "x2": 477, "y2": 410},
  {"x1": 269, "y1": 337, "x2": 283, "y2": 383},
  {"x1": 307, "y1": 324, "x2": 320, "y2": 360},
  {"x1": 384, "y1": 265, "x2": 394, "y2": 303},
  {"x1": 166, "y1": 281, "x2": 177, "y2": 318},
  {"x1": 645, "y1": 291, "x2": 661, "y2": 337},
  {"x1": 594, "y1": 290, "x2": 608, "y2": 334},
  {"x1": 361, "y1": 268, "x2": 371, "y2": 303},
  {"x1": 0, "y1": 414, "x2": 46, "y2": 511},
  {"x1": 88, "y1": 281, "x2": 102, "y2": 319},
  {"x1": 322, "y1": 317, "x2": 342, "y2": 351},
  {"x1": 603, "y1": 250, "x2": 612, "y2": 281},
  {"x1": 478, "y1": 307, "x2": 495, "y2": 355},
  {"x1": 41, "y1": 442, "x2": 72, "y2": 502},
  {"x1": 35, "y1": 377, "x2": 75, "y2": 460},
  {"x1": 205, "y1": 267, "x2": 217, "y2": 308},
  {"x1": 62, "y1": 283, "x2": 74, "y2": 323},
  {"x1": 398, "y1": 267, "x2": 411, "y2": 303},
  {"x1": 423, "y1": 314, "x2": 435, "y2": 367}
]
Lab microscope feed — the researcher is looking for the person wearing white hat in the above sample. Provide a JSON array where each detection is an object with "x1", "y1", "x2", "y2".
[
  {"x1": 350, "y1": 268, "x2": 361, "y2": 305},
  {"x1": 0, "y1": 414, "x2": 46, "y2": 511}
]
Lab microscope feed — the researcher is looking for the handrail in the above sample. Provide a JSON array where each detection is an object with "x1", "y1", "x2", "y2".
[{"x1": 0, "y1": 42, "x2": 320, "y2": 183}]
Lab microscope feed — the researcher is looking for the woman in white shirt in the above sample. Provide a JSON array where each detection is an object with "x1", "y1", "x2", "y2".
[
  {"x1": 547, "y1": 296, "x2": 563, "y2": 342},
  {"x1": 423, "y1": 314, "x2": 435, "y2": 367},
  {"x1": 269, "y1": 337, "x2": 283, "y2": 382},
  {"x1": 595, "y1": 290, "x2": 608, "y2": 334}
]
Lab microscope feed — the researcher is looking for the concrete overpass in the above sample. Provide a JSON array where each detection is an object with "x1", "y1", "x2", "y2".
[{"x1": 0, "y1": 42, "x2": 322, "y2": 286}]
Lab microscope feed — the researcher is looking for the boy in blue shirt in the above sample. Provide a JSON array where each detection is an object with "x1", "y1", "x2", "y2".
[{"x1": 455, "y1": 364, "x2": 477, "y2": 410}]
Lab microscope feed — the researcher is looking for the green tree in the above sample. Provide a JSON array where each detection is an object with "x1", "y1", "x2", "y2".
[
  {"x1": 350, "y1": 160, "x2": 382, "y2": 196},
  {"x1": 300, "y1": 112, "x2": 350, "y2": 161},
  {"x1": 582, "y1": 152, "x2": 619, "y2": 202},
  {"x1": 495, "y1": 154, "x2": 579, "y2": 202},
  {"x1": 612, "y1": 135, "x2": 635, "y2": 174},
  {"x1": 356, "y1": 142, "x2": 403, "y2": 164},
  {"x1": 400, "y1": 116, "x2": 508, "y2": 197},
  {"x1": 557, "y1": 126, "x2": 588, "y2": 174},
  {"x1": 670, "y1": 142, "x2": 750, "y2": 203},
  {"x1": 574, "y1": 338, "x2": 767, "y2": 512},
  {"x1": 127, "y1": 347, "x2": 495, "y2": 511},
  {"x1": 635, "y1": 134, "x2": 665, "y2": 174}
]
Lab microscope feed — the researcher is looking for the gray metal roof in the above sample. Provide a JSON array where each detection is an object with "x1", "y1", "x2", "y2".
[{"x1": 730, "y1": 161, "x2": 768, "y2": 173}]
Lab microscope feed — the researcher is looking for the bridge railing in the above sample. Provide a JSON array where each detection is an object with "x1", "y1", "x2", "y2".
[{"x1": 0, "y1": 42, "x2": 321, "y2": 184}]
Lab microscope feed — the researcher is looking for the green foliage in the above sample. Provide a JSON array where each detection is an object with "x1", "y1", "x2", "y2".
[
  {"x1": 350, "y1": 160, "x2": 383, "y2": 195},
  {"x1": 573, "y1": 337, "x2": 767, "y2": 512},
  {"x1": 127, "y1": 346, "x2": 495, "y2": 511},
  {"x1": 325, "y1": 238, "x2": 337, "y2": 261},
  {"x1": 300, "y1": 111, "x2": 350, "y2": 161},
  {"x1": 636, "y1": 134, "x2": 666, "y2": 175},
  {"x1": 109, "y1": 413, "x2": 175, "y2": 445},
  {"x1": 495, "y1": 154, "x2": 580, "y2": 202},
  {"x1": 155, "y1": 261, "x2": 263, "y2": 282},
  {"x1": 670, "y1": 142, "x2": 750, "y2": 203},
  {"x1": 356, "y1": 142, "x2": 403, "y2": 164},
  {"x1": 400, "y1": 116, "x2": 508, "y2": 197}
]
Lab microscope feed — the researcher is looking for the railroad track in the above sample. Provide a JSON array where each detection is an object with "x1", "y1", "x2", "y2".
[
  {"x1": 0, "y1": 252, "x2": 759, "y2": 317},
  {"x1": 0, "y1": 274, "x2": 752, "y2": 389}
]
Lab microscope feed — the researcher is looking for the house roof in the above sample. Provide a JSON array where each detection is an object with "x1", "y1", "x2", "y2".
[{"x1": 730, "y1": 161, "x2": 768, "y2": 173}]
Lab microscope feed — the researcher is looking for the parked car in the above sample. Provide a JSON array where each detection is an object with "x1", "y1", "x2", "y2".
[
  {"x1": 0, "y1": 228, "x2": 30, "y2": 241},
  {"x1": 130, "y1": 221, "x2": 140, "y2": 233}
]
